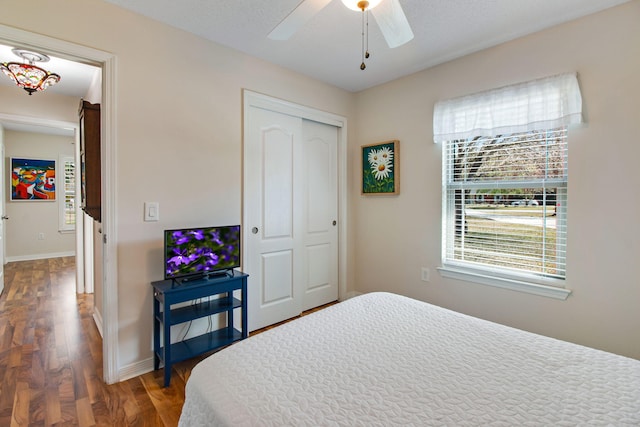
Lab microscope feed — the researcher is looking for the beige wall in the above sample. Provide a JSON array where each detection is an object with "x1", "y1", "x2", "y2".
[
  {"x1": 1, "y1": 0, "x2": 356, "y2": 373},
  {"x1": 0, "y1": 85, "x2": 79, "y2": 123},
  {"x1": 352, "y1": 1, "x2": 640, "y2": 359},
  {"x1": 4, "y1": 130, "x2": 76, "y2": 259}
]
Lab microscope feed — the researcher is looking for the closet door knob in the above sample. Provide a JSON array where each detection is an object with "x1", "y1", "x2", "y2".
[{"x1": 252, "y1": 227, "x2": 259, "y2": 234}]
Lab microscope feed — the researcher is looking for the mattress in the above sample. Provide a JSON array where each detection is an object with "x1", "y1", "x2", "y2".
[{"x1": 178, "y1": 292, "x2": 640, "y2": 426}]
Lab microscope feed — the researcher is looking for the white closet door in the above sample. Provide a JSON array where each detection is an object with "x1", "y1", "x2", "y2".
[
  {"x1": 245, "y1": 107, "x2": 302, "y2": 330},
  {"x1": 300, "y1": 119, "x2": 338, "y2": 312},
  {"x1": 244, "y1": 107, "x2": 338, "y2": 331}
]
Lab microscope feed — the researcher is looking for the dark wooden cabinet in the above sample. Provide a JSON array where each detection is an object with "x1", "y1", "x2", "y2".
[{"x1": 79, "y1": 100, "x2": 101, "y2": 222}]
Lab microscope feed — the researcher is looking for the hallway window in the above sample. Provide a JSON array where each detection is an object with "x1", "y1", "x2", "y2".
[{"x1": 59, "y1": 155, "x2": 75, "y2": 232}]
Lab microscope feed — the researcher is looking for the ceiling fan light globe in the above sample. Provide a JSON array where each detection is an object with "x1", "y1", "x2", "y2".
[{"x1": 341, "y1": 0, "x2": 383, "y2": 11}]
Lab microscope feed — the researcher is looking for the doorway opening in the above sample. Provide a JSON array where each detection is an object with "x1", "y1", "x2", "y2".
[{"x1": 0, "y1": 24, "x2": 119, "y2": 384}]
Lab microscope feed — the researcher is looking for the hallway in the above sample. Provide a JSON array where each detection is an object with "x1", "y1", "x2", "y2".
[{"x1": 0, "y1": 257, "x2": 189, "y2": 426}]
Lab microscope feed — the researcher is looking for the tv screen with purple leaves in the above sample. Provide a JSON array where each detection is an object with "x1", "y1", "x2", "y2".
[{"x1": 164, "y1": 225, "x2": 241, "y2": 282}]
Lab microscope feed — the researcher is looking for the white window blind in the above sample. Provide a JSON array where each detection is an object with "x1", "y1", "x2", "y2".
[
  {"x1": 434, "y1": 73, "x2": 582, "y2": 295},
  {"x1": 444, "y1": 129, "x2": 567, "y2": 279}
]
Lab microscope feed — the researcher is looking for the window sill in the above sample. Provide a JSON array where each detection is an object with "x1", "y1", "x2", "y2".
[
  {"x1": 437, "y1": 265, "x2": 572, "y2": 300},
  {"x1": 58, "y1": 229, "x2": 75, "y2": 235}
]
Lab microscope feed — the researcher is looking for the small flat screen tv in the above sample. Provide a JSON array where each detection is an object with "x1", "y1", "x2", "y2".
[{"x1": 164, "y1": 225, "x2": 241, "y2": 283}]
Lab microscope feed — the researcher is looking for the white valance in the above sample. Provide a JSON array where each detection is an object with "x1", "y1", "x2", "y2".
[{"x1": 433, "y1": 73, "x2": 583, "y2": 143}]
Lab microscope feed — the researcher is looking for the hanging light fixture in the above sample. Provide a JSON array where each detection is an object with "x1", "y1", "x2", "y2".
[
  {"x1": 341, "y1": 0, "x2": 383, "y2": 70},
  {"x1": 0, "y1": 48, "x2": 61, "y2": 95}
]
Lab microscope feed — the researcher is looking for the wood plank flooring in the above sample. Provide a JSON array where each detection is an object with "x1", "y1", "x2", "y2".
[{"x1": 0, "y1": 257, "x2": 336, "y2": 426}]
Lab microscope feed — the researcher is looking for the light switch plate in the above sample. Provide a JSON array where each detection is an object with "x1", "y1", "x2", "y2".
[{"x1": 144, "y1": 202, "x2": 159, "y2": 222}]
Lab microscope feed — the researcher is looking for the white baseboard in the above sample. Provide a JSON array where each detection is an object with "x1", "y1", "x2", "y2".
[
  {"x1": 96, "y1": 310, "x2": 156, "y2": 382},
  {"x1": 343, "y1": 290, "x2": 363, "y2": 300},
  {"x1": 93, "y1": 309, "x2": 104, "y2": 338},
  {"x1": 6, "y1": 251, "x2": 75, "y2": 263},
  {"x1": 119, "y1": 357, "x2": 155, "y2": 382}
]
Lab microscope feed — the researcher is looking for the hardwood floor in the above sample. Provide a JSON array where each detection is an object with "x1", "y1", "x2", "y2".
[{"x1": 0, "y1": 257, "x2": 336, "y2": 426}]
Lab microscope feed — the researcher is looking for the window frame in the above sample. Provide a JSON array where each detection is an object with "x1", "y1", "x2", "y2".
[
  {"x1": 439, "y1": 129, "x2": 571, "y2": 300},
  {"x1": 58, "y1": 154, "x2": 76, "y2": 233}
]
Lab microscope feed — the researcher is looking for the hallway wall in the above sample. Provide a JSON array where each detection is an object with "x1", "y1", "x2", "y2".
[{"x1": 4, "y1": 130, "x2": 75, "y2": 260}]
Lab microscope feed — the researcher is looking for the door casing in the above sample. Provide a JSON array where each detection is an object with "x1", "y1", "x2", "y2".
[{"x1": 0, "y1": 24, "x2": 120, "y2": 384}]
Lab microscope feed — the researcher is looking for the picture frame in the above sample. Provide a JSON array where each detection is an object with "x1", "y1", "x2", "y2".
[
  {"x1": 10, "y1": 157, "x2": 56, "y2": 201},
  {"x1": 361, "y1": 140, "x2": 400, "y2": 195}
]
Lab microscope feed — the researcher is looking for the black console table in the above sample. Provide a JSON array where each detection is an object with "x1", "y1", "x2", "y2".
[{"x1": 151, "y1": 271, "x2": 248, "y2": 387}]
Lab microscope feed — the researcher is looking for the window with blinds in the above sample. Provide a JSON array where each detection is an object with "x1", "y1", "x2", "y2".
[
  {"x1": 443, "y1": 128, "x2": 567, "y2": 279},
  {"x1": 59, "y1": 156, "x2": 76, "y2": 231}
]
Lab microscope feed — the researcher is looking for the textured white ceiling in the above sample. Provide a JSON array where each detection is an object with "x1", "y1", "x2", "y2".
[
  {"x1": 100, "y1": 0, "x2": 630, "y2": 92},
  {"x1": 0, "y1": 0, "x2": 631, "y2": 98}
]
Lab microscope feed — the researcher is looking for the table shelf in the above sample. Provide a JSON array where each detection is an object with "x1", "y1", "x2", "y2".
[
  {"x1": 151, "y1": 271, "x2": 248, "y2": 387},
  {"x1": 155, "y1": 327, "x2": 243, "y2": 365},
  {"x1": 156, "y1": 297, "x2": 242, "y2": 326}
]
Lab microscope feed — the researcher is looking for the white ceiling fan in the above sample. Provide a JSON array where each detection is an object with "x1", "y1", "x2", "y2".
[{"x1": 268, "y1": 0, "x2": 414, "y2": 52}]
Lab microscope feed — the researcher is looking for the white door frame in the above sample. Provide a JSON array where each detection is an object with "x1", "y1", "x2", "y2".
[
  {"x1": 0, "y1": 135, "x2": 4, "y2": 296},
  {"x1": 242, "y1": 90, "x2": 348, "y2": 302},
  {"x1": 0, "y1": 24, "x2": 120, "y2": 384}
]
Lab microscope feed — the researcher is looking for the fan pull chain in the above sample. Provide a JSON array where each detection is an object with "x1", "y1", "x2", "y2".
[
  {"x1": 365, "y1": 9, "x2": 370, "y2": 59},
  {"x1": 357, "y1": 0, "x2": 371, "y2": 70}
]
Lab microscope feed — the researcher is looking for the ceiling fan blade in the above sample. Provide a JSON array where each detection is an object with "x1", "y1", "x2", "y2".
[
  {"x1": 371, "y1": 0, "x2": 414, "y2": 48},
  {"x1": 268, "y1": 0, "x2": 333, "y2": 40}
]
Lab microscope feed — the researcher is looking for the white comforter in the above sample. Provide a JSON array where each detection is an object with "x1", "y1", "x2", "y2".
[{"x1": 179, "y1": 292, "x2": 640, "y2": 426}]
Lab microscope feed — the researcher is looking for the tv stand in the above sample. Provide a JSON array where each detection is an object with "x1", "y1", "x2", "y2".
[{"x1": 151, "y1": 272, "x2": 249, "y2": 387}]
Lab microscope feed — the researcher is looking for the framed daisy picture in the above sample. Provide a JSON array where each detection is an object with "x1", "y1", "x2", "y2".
[{"x1": 361, "y1": 140, "x2": 399, "y2": 195}]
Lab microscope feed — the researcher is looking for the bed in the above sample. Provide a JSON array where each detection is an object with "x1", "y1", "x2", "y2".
[{"x1": 178, "y1": 292, "x2": 640, "y2": 426}]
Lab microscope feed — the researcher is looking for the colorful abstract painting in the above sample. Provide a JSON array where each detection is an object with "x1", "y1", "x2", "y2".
[
  {"x1": 361, "y1": 140, "x2": 400, "y2": 195},
  {"x1": 11, "y1": 157, "x2": 56, "y2": 201}
]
